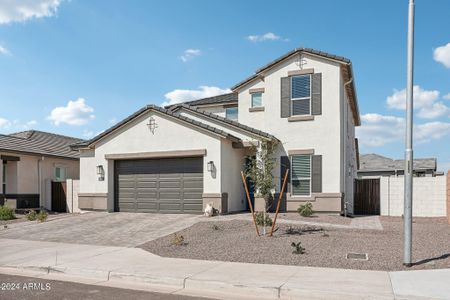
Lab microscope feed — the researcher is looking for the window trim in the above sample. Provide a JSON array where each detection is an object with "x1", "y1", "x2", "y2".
[
  {"x1": 290, "y1": 154, "x2": 312, "y2": 197},
  {"x1": 290, "y1": 74, "x2": 312, "y2": 116},
  {"x1": 251, "y1": 92, "x2": 263, "y2": 108},
  {"x1": 54, "y1": 166, "x2": 67, "y2": 182},
  {"x1": 225, "y1": 106, "x2": 238, "y2": 120}
]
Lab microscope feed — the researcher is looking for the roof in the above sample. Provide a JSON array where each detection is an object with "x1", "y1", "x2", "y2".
[
  {"x1": 231, "y1": 47, "x2": 360, "y2": 126},
  {"x1": 166, "y1": 92, "x2": 238, "y2": 109},
  {"x1": 172, "y1": 104, "x2": 278, "y2": 141},
  {"x1": 72, "y1": 105, "x2": 242, "y2": 149},
  {"x1": 0, "y1": 130, "x2": 83, "y2": 159},
  {"x1": 358, "y1": 154, "x2": 437, "y2": 172}
]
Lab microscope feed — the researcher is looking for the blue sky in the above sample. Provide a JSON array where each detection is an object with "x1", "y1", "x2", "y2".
[{"x1": 0, "y1": 0, "x2": 449, "y2": 171}]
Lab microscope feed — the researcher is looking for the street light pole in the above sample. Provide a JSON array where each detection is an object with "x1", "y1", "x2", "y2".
[{"x1": 404, "y1": 0, "x2": 415, "y2": 267}]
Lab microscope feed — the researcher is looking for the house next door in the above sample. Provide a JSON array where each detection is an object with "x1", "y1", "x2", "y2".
[{"x1": 114, "y1": 157, "x2": 203, "y2": 213}]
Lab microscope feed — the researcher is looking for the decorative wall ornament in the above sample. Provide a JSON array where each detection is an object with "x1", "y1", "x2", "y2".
[
  {"x1": 295, "y1": 53, "x2": 307, "y2": 69},
  {"x1": 147, "y1": 117, "x2": 158, "y2": 134}
]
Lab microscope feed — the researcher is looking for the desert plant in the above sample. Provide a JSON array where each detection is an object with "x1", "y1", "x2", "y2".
[
  {"x1": 0, "y1": 205, "x2": 15, "y2": 221},
  {"x1": 297, "y1": 202, "x2": 314, "y2": 217},
  {"x1": 255, "y1": 211, "x2": 273, "y2": 226},
  {"x1": 36, "y1": 210, "x2": 48, "y2": 222},
  {"x1": 322, "y1": 232, "x2": 330, "y2": 237},
  {"x1": 171, "y1": 233, "x2": 185, "y2": 246},
  {"x1": 291, "y1": 241, "x2": 305, "y2": 254},
  {"x1": 26, "y1": 210, "x2": 37, "y2": 221},
  {"x1": 212, "y1": 224, "x2": 221, "y2": 231}
]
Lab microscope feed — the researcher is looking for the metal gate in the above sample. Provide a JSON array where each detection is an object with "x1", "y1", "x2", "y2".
[
  {"x1": 354, "y1": 178, "x2": 380, "y2": 215},
  {"x1": 51, "y1": 181, "x2": 67, "y2": 212}
]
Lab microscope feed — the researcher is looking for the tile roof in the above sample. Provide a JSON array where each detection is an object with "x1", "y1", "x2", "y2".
[
  {"x1": 172, "y1": 104, "x2": 278, "y2": 141},
  {"x1": 166, "y1": 92, "x2": 237, "y2": 109},
  {"x1": 358, "y1": 154, "x2": 436, "y2": 172},
  {"x1": 0, "y1": 130, "x2": 83, "y2": 159},
  {"x1": 72, "y1": 105, "x2": 242, "y2": 149}
]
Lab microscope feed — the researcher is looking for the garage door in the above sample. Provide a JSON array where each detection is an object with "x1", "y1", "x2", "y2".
[{"x1": 115, "y1": 157, "x2": 203, "y2": 213}]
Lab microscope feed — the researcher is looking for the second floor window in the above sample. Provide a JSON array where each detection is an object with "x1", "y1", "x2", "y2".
[
  {"x1": 251, "y1": 92, "x2": 262, "y2": 107},
  {"x1": 291, "y1": 74, "x2": 311, "y2": 115},
  {"x1": 225, "y1": 107, "x2": 238, "y2": 121}
]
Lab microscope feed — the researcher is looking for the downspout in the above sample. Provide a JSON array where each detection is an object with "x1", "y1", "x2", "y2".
[
  {"x1": 342, "y1": 74, "x2": 353, "y2": 216},
  {"x1": 38, "y1": 156, "x2": 44, "y2": 209}
]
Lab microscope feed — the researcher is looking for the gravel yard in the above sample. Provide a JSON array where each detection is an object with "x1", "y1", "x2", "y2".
[
  {"x1": 139, "y1": 217, "x2": 450, "y2": 271},
  {"x1": 277, "y1": 213, "x2": 352, "y2": 226}
]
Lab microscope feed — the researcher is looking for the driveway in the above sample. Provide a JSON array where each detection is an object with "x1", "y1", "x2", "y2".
[{"x1": 0, "y1": 212, "x2": 202, "y2": 247}]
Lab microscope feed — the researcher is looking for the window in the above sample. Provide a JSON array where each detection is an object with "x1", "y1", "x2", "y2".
[
  {"x1": 251, "y1": 92, "x2": 263, "y2": 107},
  {"x1": 225, "y1": 107, "x2": 238, "y2": 120},
  {"x1": 291, "y1": 74, "x2": 311, "y2": 115},
  {"x1": 291, "y1": 155, "x2": 311, "y2": 196},
  {"x1": 54, "y1": 166, "x2": 66, "y2": 181}
]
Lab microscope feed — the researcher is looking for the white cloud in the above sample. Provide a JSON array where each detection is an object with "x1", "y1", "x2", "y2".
[
  {"x1": 246, "y1": 32, "x2": 289, "y2": 42},
  {"x1": 0, "y1": 45, "x2": 10, "y2": 55},
  {"x1": 162, "y1": 86, "x2": 231, "y2": 106},
  {"x1": 47, "y1": 98, "x2": 95, "y2": 126},
  {"x1": 81, "y1": 130, "x2": 94, "y2": 139},
  {"x1": 108, "y1": 118, "x2": 117, "y2": 124},
  {"x1": 433, "y1": 42, "x2": 450, "y2": 68},
  {"x1": 356, "y1": 113, "x2": 450, "y2": 147},
  {"x1": 416, "y1": 102, "x2": 450, "y2": 119},
  {"x1": 179, "y1": 49, "x2": 201, "y2": 62},
  {"x1": 0, "y1": 0, "x2": 62, "y2": 24},
  {"x1": 0, "y1": 117, "x2": 11, "y2": 129},
  {"x1": 443, "y1": 93, "x2": 450, "y2": 100},
  {"x1": 439, "y1": 161, "x2": 450, "y2": 173}
]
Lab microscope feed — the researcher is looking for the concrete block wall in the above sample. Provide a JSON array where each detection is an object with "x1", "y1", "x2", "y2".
[{"x1": 380, "y1": 175, "x2": 447, "y2": 217}]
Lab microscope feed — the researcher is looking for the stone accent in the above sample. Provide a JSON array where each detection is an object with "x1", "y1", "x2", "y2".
[
  {"x1": 286, "y1": 193, "x2": 342, "y2": 213},
  {"x1": 202, "y1": 193, "x2": 228, "y2": 214},
  {"x1": 78, "y1": 193, "x2": 108, "y2": 211}
]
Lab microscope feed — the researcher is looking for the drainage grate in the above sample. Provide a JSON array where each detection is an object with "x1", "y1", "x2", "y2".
[{"x1": 346, "y1": 253, "x2": 369, "y2": 261}]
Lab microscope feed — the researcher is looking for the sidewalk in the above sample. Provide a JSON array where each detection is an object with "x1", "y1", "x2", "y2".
[{"x1": 1, "y1": 238, "x2": 449, "y2": 300}]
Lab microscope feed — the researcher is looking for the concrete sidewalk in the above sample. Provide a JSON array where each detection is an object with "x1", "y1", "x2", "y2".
[{"x1": 1, "y1": 238, "x2": 449, "y2": 300}]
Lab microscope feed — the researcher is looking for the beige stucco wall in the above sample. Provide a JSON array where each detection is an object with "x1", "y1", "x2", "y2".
[
  {"x1": 221, "y1": 140, "x2": 246, "y2": 212},
  {"x1": 236, "y1": 54, "x2": 347, "y2": 202},
  {"x1": 79, "y1": 110, "x2": 230, "y2": 212}
]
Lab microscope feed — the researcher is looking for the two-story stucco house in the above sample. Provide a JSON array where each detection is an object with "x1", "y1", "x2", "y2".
[{"x1": 73, "y1": 48, "x2": 360, "y2": 215}]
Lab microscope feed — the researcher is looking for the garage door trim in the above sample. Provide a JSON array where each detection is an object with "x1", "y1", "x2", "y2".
[{"x1": 106, "y1": 149, "x2": 206, "y2": 160}]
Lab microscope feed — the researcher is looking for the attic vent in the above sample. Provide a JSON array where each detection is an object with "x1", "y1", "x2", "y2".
[{"x1": 346, "y1": 253, "x2": 368, "y2": 261}]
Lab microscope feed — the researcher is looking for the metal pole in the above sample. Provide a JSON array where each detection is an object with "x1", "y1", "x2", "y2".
[{"x1": 404, "y1": 0, "x2": 415, "y2": 267}]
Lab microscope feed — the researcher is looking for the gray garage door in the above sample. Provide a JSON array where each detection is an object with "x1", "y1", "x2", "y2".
[{"x1": 115, "y1": 157, "x2": 203, "y2": 213}]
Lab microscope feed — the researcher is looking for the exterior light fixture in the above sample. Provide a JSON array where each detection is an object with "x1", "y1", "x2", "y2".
[
  {"x1": 207, "y1": 161, "x2": 214, "y2": 172},
  {"x1": 96, "y1": 165, "x2": 105, "y2": 181},
  {"x1": 147, "y1": 117, "x2": 158, "y2": 134}
]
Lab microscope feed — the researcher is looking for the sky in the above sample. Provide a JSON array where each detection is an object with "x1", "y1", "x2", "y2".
[{"x1": 0, "y1": 0, "x2": 449, "y2": 171}]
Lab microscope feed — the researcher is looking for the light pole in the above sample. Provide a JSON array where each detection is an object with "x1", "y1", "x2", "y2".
[{"x1": 404, "y1": 0, "x2": 415, "y2": 267}]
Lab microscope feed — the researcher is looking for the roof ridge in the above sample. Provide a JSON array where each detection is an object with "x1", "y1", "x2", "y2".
[{"x1": 9, "y1": 130, "x2": 83, "y2": 141}]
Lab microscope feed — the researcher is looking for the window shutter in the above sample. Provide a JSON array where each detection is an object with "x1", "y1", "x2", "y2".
[
  {"x1": 280, "y1": 77, "x2": 291, "y2": 118},
  {"x1": 311, "y1": 155, "x2": 322, "y2": 193},
  {"x1": 312, "y1": 73, "x2": 322, "y2": 115},
  {"x1": 280, "y1": 156, "x2": 290, "y2": 193}
]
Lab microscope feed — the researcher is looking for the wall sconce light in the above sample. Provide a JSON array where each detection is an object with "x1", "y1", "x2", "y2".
[
  {"x1": 147, "y1": 117, "x2": 158, "y2": 134},
  {"x1": 207, "y1": 161, "x2": 214, "y2": 172},
  {"x1": 96, "y1": 165, "x2": 105, "y2": 181}
]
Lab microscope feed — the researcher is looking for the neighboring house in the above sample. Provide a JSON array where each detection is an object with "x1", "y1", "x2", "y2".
[
  {"x1": 0, "y1": 130, "x2": 81, "y2": 210},
  {"x1": 358, "y1": 153, "x2": 438, "y2": 178},
  {"x1": 354, "y1": 153, "x2": 446, "y2": 217},
  {"x1": 73, "y1": 48, "x2": 360, "y2": 214}
]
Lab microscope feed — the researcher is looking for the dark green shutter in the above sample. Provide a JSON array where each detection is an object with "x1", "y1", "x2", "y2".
[
  {"x1": 280, "y1": 156, "x2": 290, "y2": 193},
  {"x1": 281, "y1": 77, "x2": 291, "y2": 118},
  {"x1": 312, "y1": 73, "x2": 322, "y2": 115},
  {"x1": 311, "y1": 155, "x2": 322, "y2": 193}
]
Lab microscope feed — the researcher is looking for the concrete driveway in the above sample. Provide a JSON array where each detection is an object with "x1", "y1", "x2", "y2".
[{"x1": 0, "y1": 212, "x2": 203, "y2": 247}]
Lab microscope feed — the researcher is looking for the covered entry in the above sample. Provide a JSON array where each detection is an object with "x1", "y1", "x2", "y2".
[
  {"x1": 354, "y1": 178, "x2": 380, "y2": 215},
  {"x1": 114, "y1": 157, "x2": 203, "y2": 213}
]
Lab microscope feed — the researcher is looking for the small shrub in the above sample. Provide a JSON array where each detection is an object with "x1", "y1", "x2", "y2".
[
  {"x1": 212, "y1": 224, "x2": 221, "y2": 231},
  {"x1": 0, "y1": 205, "x2": 15, "y2": 221},
  {"x1": 322, "y1": 232, "x2": 330, "y2": 237},
  {"x1": 297, "y1": 202, "x2": 314, "y2": 217},
  {"x1": 291, "y1": 241, "x2": 305, "y2": 254},
  {"x1": 255, "y1": 212, "x2": 272, "y2": 227},
  {"x1": 171, "y1": 233, "x2": 185, "y2": 246},
  {"x1": 36, "y1": 210, "x2": 48, "y2": 222},
  {"x1": 26, "y1": 210, "x2": 37, "y2": 221}
]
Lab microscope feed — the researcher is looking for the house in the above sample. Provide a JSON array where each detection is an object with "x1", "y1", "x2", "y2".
[
  {"x1": 354, "y1": 154, "x2": 447, "y2": 216},
  {"x1": 0, "y1": 130, "x2": 81, "y2": 210},
  {"x1": 357, "y1": 153, "x2": 439, "y2": 177},
  {"x1": 73, "y1": 48, "x2": 360, "y2": 214}
]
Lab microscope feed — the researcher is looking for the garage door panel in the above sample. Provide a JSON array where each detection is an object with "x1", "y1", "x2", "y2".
[{"x1": 115, "y1": 157, "x2": 203, "y2": 213}]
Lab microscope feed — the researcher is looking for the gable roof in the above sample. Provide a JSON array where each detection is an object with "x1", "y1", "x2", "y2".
[
  {"x1": 71, "y1": 105, "x2": 242, "y2": 149},
  {"x1": 172, "y1": 104, "x2": 278, "y2": 141},
  {"x1": 166, "y1": 92, "x2": 238, "y2": 109},
  {"x1": 0, "y1": 130, "x2": 83, "y2": 159},
  {"x1": 358, "y1": 154, "x2": 437, "y2": 172},
  {"x1": 231, "y1": 47, "x2": 360, "y2": 126}
]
